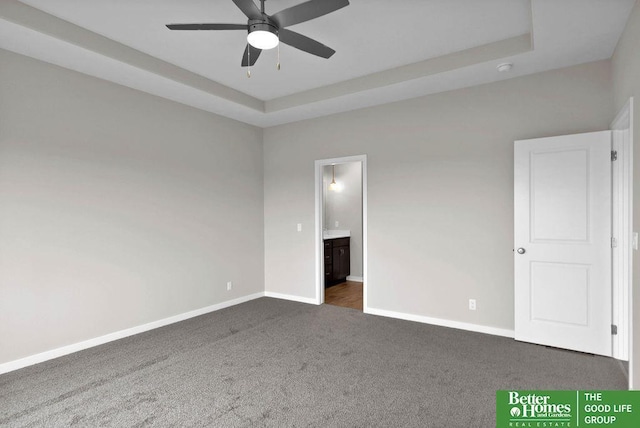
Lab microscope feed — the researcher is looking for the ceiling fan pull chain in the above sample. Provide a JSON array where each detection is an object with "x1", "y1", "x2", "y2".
[{"x1": 277, "y1": 43, "x2": 281, "y2": 70}]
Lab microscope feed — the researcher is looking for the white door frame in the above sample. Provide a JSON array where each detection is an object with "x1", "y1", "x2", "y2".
[
  {"x1": 610, "y1": 98, "x2": 634, "y2": 383},
  {"x1": 314, "y1": 155, "x2": 368, "y2": 309}
]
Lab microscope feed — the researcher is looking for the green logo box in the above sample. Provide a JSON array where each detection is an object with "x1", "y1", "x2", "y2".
[{"x1": 496, "y1": 390, "x2": 640, "y2": 427}]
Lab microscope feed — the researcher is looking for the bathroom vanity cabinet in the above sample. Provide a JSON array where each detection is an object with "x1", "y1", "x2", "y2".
[{"x1": 324, "y1": 237, "x2": 350, "y2": 287}]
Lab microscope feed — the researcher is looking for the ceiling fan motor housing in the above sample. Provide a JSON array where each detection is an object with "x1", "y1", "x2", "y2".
[{"x1": 248, "y1": 19, "x2": 279, "y2": 37}]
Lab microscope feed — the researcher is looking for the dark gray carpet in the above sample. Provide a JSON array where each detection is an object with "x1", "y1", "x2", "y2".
[{"x1": 0, "y1": 298, "x2": 627, "y2": 427}]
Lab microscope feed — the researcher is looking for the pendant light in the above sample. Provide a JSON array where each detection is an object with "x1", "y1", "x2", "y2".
[{"x1": 329, "y1": 165, "x2": 338, "y2": 191}]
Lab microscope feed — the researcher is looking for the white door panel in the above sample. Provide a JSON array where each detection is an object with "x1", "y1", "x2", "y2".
[
  {"x1": 514, "y1": 131, "x2": 611, "y2": 356},
  {"x1": 530, "y1": 262, "x2": 589, "y2": 326},
  {"x1": 531, "y1": 149, "x2": 589, "y2": 241}
]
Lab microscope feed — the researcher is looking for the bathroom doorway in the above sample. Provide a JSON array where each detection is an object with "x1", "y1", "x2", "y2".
[{"x1": 314, "y1": 155, "x2": 367, "y2": 311}]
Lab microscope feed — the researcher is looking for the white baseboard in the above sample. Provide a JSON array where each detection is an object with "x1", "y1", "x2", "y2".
[
  {"x1": 364, "y1": 307, "x2": 515, "y2": 338},
  {"x1": 346, "y1": 276, "x2": 363, "y2": 282},
  {"x1": 264, "y1": 291, "x2": 318, "y2": 305},
  {"x1": 0, "y1": 292, "x2": 265, "y2": 375}
]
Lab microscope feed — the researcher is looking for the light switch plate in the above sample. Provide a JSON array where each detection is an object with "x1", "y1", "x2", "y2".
[{"x1": 297, "y1": 223, "x2": 302, "y2": 232}]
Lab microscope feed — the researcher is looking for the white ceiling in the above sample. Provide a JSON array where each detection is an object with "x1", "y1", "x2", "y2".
[{"x1": 0, "y1": 0, "x2": 635, "y2": 127}]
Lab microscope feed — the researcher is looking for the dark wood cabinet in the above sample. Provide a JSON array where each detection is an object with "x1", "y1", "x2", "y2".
[{"x1": 324, "y1": 237, "x2": 350, "y2": 287}]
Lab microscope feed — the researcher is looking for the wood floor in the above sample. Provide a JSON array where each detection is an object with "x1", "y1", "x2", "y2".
[{"x1": 324, "y1": 281, "x2": 363, "y2": 311}]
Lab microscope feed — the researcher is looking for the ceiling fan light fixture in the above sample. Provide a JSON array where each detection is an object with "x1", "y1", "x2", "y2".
[{"x1": 247, "y1": 22, "x2": 279, "y2": 50}]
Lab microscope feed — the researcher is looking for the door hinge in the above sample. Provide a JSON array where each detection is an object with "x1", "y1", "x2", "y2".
[
  {"x1": 612, "y1": 324, "x2": 618, "y2": 335},
  {"x1": 612, "y1": 237, "x2": 617, "y2": 248},
  {"x1": 611, "y1": 150, "x2": 618, "y2": 161}
]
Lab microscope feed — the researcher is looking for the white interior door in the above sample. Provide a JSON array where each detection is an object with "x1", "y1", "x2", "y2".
[{"x1": 514, "y1": 131, "x2": 612, "y2": 356}]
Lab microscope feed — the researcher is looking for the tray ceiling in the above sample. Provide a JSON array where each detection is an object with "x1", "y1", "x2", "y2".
[{"x1": 0, "y1": 0, "x2": 635, "y2": 127}]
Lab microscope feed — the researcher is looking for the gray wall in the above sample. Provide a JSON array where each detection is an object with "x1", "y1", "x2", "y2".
[
  {"x1": 612, "y1": 0, "x2": 640, "y2": 389},
  {"x1": 324, "y1": 162, "x2": 363, "y2": 278},
  {"x1": 264, "y1": 60, "x2": 613, "y2": 330},
  {"x1": 0, "y1": 49, "x2": 264, "y2": 364}
]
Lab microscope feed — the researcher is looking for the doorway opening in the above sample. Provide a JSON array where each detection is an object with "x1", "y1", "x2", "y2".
[{"x1": 314, "y1": 155, "x2": 367, "y2": 311}]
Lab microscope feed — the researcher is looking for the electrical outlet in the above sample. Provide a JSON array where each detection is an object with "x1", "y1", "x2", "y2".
[
  {"x1": 227, "y1": 281, "x2": 232, "y2": 291},
  {"x1": 469, "y1": 299, "x2": 476, "y2": 311},
  {"x1": 335, "y1": 220, "x2": 339, "y2": 228},
  {"x1": 297, "y1": 223, "x2": 302, "y2": 232}
]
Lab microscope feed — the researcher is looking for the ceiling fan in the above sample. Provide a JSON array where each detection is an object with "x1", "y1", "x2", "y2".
[{"x1": 166, "y1": 0, "x2": 350, "y2": 68}]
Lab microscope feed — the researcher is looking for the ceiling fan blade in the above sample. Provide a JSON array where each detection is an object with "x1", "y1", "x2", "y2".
[
  {"x1": 241, "y1": 44, "x2": 262, "y2": 67},
  {"x1": 271, "y1": 0, "x2": 349, "y2": 28},
  {"x1": 232, "y1": 0, "x2": 262, "y2": 20},
  {"x1": 166, "y1": 23, "x2": 246, "y2": 31},
  {"x1": 279, "y1": 29, "x2": 335, "y2": 59}
]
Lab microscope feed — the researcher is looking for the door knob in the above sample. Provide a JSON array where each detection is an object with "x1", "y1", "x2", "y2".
[{"x1": 517, "y1": 248, "x2": 526, "y2": 254}]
